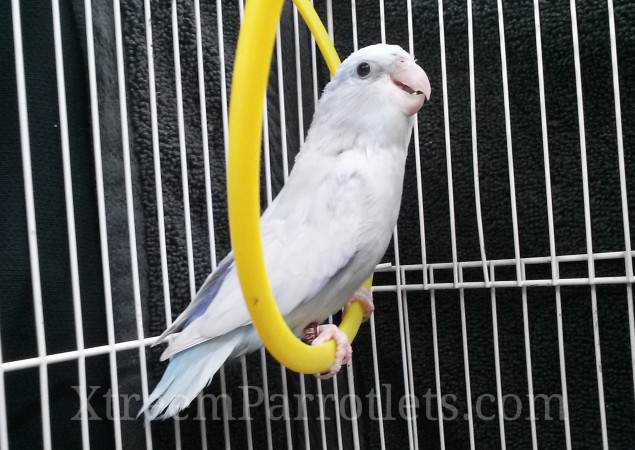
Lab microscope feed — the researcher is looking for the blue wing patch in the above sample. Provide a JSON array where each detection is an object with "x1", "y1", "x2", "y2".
[
  {"x1": 153, "y1": 254, "x2": 234, "y2": 345},
  {"x1": 179, "y1": 261, "x2": 233, "y2": 330}
]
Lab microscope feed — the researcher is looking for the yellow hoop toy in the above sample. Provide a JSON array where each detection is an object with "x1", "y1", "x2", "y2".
[{"x1": 227, "y1": 0, "x2": 372, "y2": 374}]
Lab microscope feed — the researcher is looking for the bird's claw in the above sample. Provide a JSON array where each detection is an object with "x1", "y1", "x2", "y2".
[
  {"x1": 311, "y1": 324, "x2": 352, "y2": 379},
  {"x1": 347, "y1": 287, "x2": 374, "y2": 321}
]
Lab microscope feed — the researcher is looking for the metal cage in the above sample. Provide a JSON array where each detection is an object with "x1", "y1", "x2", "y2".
[{"x1": 2, "y1": 0, "x2": 634, "y2": 449}]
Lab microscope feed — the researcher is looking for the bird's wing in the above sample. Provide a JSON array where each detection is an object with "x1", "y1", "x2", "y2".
[
  {"x1": 153, "y1": 253, "x2": 235, "y2": 346},
  {"x1": 161, "y1": 149, "x2": 370, "y2": 360}
]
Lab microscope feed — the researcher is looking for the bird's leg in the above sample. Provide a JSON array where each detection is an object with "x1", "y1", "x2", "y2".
[
  {"x1": 347, "y1": 287, "x2": 374, "y2": 321},
  {"x1": 301, "y1": 287, "x2": 371, "y2": 379},
  {"x1": 310, "y1": 324, "x2": 352, "y2": 379},
  {"x1": 302, "y1": 321, "x2": 320, "y2": 344}
]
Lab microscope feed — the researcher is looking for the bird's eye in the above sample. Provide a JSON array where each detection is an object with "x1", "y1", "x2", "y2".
[{"x1": 356, "y1": 62, "x2": 371, "y2": 78}]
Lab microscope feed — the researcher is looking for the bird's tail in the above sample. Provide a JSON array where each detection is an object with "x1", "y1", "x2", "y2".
[{"x1": 140, "y1": 332, "x2": 240, "y2": 420}]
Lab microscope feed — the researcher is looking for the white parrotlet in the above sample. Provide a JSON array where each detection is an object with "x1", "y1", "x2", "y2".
[{"x1": 142, "y1": 43, "x2": 431, "y2": 420}]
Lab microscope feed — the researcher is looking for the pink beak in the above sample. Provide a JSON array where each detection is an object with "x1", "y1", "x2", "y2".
[{"x1": 390, "y1": 58, "x2": 431, "y2": 115}]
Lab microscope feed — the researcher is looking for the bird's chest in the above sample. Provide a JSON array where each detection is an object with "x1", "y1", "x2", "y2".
[
  {"x1": 335, "y1": 150, "x2": 405, "y2": 230},
  {"x1": 314, "y1": 151, "x2": 405, "y2": 281}
]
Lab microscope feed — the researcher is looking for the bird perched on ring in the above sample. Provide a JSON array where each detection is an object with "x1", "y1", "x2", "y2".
[{"x1": 141, "y1": 43, "x2": 431, "y2": 420}]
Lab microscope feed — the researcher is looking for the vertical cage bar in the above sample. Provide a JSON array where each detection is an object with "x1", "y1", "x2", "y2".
[
  {"x1": 118, "y1": 0, "x2": 172, "y2": 442},
  {"x1": 214, "y1": 0, "x2": 237, "y2": 445},
  {"x1": 379, "y1": 0, "x2": 386, "y2": 43},
  {"x1": 275, "y1": 30, "x2": 290, "y2": 184},
  {"x1": 458, "y1": 266, "x2": 475, "y2": 450},
  {"x1": 122, "y1": 3, "x2": 162, "y2": 442},
  {"x1": 254, "y1": 23, "x2": 275, "y2": 450},
  {"x1": 170, "y1": 2, "x2": 208, "y2": 447},
  {"x1": 217, "y1": 334, "x2": 231, "y2": 446},
  {"x1": 256, "y1": 23, "x2": 275, "y2": 450},
  {"x1": 274, "y1": 14, "x2": 294, "y2": 442},
  {"x1": 234, "y1": 5, "x2": 257, "y2": 446},
  {"x1": 298, "y1": 333, "x2": 310, "y2": 445},
  {"x1": 293, "y1": 6, "x2": 305, "y2": 142},
  {"x1": 89, "y1": 0, "x2": 160, "y2": 446},
  {"x1": 466, "y1": 0, "x2": 489, "y2": 285},
  {"x1": 327, "y1": 317, "x2": 344, "y2": 450},
  {"x1": 308, "y1": 0, "x2": 318, "y2": 134},
  {"x1": 606, "y1": 0, "x2": 635, "y2": 401},
  {"x1": 347, "y1": 7, "x2": 362, "y2": 448},
  {"x1": 554, "y1": 287, "x2": 570, "y2": 445},
  {"x1": 193, "y1": 0, "x2": 217, "y2": 271},
  {"x1": 261, "y1": 62, "x2": 275, "y2": 450},
  {"x1": 172, "y1": 0, "x2": 196, "y2": 301},
  {"x1": 308, "y1": 8, "x2": 328, "y2": 447},
  {"x1": 143, "y1": 0, "x2": 172, "y2": 339},
  {"x1": 240, "y1": 354, "x2": 254, "y2": 450},
  {"x1": 306, "y1": 9, "x2": 334, "y2": 446},
  {"x1": 569, "y1": 1, "x2": 608, "y2": 447},
  {"x1": 308, "y1": 7, "x2": 328, "y2": 444},
  {"x1": 215, "y1": 0, "x2": 229, "y2": 164},
  {"x1": 142, "y1": 0, "x2": 180, "y2": 444},
  {"x1": 79, "y1": 0, "x2": 126, "y2": 444},
  {"x1": 272, "y1": 15, "x2": 294, "y2": 450},
  {"x1": 350, "y1": 0, "x2": 358, "y2": 53},
  {"x1": 436, "y1": 0, "x2": 459, "y2": 287},
  {"x1": 258, "y1": 349, "x2": 274, "y2": 450},
  {"x1": 274, "y1": 24, "x2": 310, "y2": 448},
  {"x1": 398, "y1": 3, "x2": 426, "y2": 446},
  {"x1": 367, "y1": 1, "x2": 388, "y2": 436},
  {"x1": 50, "y1": 0, "x2": 89, "y2": 447},
  {"x1": 404, "y1": 0, "x2": 429, "y2": 288},
  {"x1": 495, "y1": 0, "x2": 522, "y2": 284},
  {"x1": 489, "y1": 265, "x2": 506, "y2": 449},
  {"x1": 326, "y1": 0, "x2": 334, "y2": 41},
  {"x1": 532, "y1": 0, "x2": 572, "y2": 445},
  {"x1": 363, "y1": 0, "x2": 387, "y2": 416},
  {"x1": 429, "y1": 268, "x2": 445, "y2": 450},
  {"x1": 194, "y1": 0, "x2": 216, "y2": 442},
  {"x1": 520, "y1": 263, "x2": 537, "y2": 449},
  {"x1": 10, "y1": 1, "x2": 52, "y2": 447},
  {"x1": 322, "y1": 9, "x2": 344, "y2": 448},
  {"x1": 393, "y1": 237, "x2": 415, "y2": 449},
  {"x1": 315, "y1": 377, "x2": 328, "y2": 450},
  {"x1": 279, "y1": 365, "x2": 294, "y2": 450},
  {"x1": 401, "y1": 270, "x2": 419, "y2": 450},
  {"x1": 316, "y1": 7, "x2": 348, "y2": 450},
  {"x1": 345, "y1": 356, "x2": 361, "y2": 450},
  {"x1": 268, "y1": 25, "x2": 294, "y2": 448},
  {"x1": 0, "y1": 330, "x2": 7, "y2": 450},
  {"x1": 263, "y1": 72, "x2": 273, "y2": 206},
  {"x1": 368, "y1": 312, "x2": 386, "y2": 450}
]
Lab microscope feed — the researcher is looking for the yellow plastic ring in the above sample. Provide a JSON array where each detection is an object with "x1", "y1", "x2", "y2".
[{"x1": 227, "y1": 0, "x2": 371, "y2": 374}]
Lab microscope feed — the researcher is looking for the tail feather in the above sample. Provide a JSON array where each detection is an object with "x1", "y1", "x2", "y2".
[{"x1": 140, "y1": 332, "x2": 239, "y2": 420}]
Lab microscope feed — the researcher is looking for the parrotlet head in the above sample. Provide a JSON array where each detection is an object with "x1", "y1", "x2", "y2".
[
  {"x1": 332, "y1": 43, "x2": 430, "y2": 116},
  {"x1": 308, "y1": 44, "x2": 431, "y2": 149}
]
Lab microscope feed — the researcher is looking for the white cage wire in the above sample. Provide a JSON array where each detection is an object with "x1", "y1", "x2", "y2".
[{"x1": 3, "y1": 0, "x2": 633, "y2": 449}]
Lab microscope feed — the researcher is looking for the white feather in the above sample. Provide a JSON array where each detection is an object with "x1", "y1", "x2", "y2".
[{"x1": 142, "y1": 43, "x2": 429, "y2": 418}]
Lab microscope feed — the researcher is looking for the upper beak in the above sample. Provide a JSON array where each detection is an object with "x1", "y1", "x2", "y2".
[{"x1": 391, "y1": 58, "x2": 431, "y2": 101}]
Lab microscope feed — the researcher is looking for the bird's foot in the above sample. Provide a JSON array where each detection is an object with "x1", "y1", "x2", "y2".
[
  {"x1": 311, "y1": 324, "x2": 352, "y2": 379},
  {"x1": 302, "y1": 321, "x2": 320, "y2": 344},
  {"x1": 347, "y1": 287, "x2": 374, "y2": 321}
]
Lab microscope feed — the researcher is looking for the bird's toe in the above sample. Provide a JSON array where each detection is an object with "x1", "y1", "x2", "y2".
[
  {"x1": 312, "y1": 324, "x2": 351, "y2": 379},
  {"x1": 348, "y1": 287, "x2": 375, "y2": 321}
]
